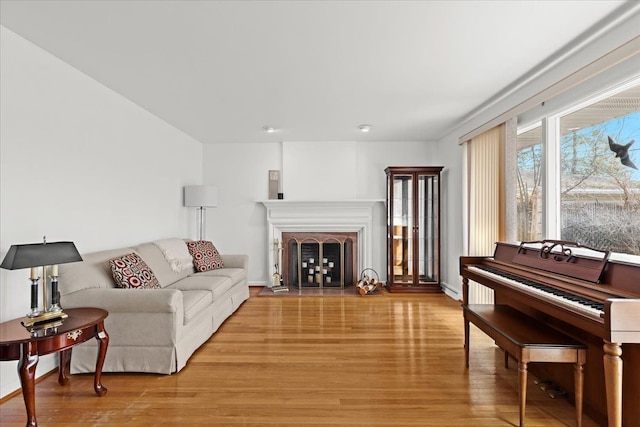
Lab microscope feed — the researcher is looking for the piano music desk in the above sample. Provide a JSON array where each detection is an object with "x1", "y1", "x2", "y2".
[{"x1": 463, "y1": 304, "x2": 587, "y2": 427}]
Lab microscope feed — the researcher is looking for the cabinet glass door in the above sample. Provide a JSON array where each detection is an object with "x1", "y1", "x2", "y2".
[
  {"x1": 392, "y1": 174, "x2": 413, "y2": 283},
  {"x1": 417, "y1": 173, "x2": 438, "y2": 283}
]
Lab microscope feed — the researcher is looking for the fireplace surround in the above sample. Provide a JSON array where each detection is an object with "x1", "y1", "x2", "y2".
[{"x1": 261, "y1": 200, "x2": 383, "y2": 287}]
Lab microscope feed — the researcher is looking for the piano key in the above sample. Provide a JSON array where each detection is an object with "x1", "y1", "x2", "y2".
[{"x1": 468, "y1": 265, "x2": 604, "y2": 320}]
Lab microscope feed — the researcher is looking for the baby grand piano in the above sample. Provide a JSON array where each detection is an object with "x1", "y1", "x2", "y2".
[{"x1": 460, "y1": 241, "x2": 640, "y2": 427}]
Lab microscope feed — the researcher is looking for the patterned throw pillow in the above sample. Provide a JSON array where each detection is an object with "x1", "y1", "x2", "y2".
[
  {"x1": 187, "y1": 240, "x2": 225, "y2": 272},
  {"x1": 109, "y1": 253, "x2": 161, "y2": 289}
]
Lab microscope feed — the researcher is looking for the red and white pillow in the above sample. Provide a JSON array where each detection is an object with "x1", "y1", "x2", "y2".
[
  {"x1": 109, "y1": 253, "x2": 161, "y2": 289},
  {"x1": 187, "y1": 240, "x2": 224, "y2": 272}
]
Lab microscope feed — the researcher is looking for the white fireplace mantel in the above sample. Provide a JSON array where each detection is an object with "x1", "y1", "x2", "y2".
[{"x1": 261, "y1": 200, "x2": 384, "y2": 285}]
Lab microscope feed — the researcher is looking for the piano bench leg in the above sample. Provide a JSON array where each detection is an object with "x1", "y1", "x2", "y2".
[
  {"x1": 464, "y1": 317, "x2": 470, "y2": 369},
  {"x1": 518, "y1": 361, "x2": 528, "y2": 427}
]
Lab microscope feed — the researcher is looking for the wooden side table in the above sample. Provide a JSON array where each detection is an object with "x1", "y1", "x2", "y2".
[{"x1": 0, "y1": 307, "x2": 109, "y2": 427}]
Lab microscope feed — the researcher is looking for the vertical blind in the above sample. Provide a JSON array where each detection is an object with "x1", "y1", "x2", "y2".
[
  {"x1": 466, "y1": 124, "x2": 505, "y2": 304},
  {"x1": 467, "y1": 124, "x2": 506, "y2": 256}
]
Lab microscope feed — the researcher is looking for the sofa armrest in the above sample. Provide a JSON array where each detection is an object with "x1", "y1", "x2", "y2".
[
  {"x1": 221, "y1": 254, "x2": 249, "y2": 270},
  {"x1": 61, "y1": 288, "x2": 184, "y2": 347},
  {"x1": 61, "y1": 287, "x2": 183, "y2": 314}
]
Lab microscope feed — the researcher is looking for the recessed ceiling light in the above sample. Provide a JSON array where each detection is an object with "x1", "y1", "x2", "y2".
[
  {"x1": 358, "y1": 124, "x2": 372, "y2": 133},
  {"x1": 263, "y1": 126, "x2": 277, "y2": 133}
]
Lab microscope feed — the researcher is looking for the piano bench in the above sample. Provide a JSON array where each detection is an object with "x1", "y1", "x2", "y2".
[{"x1": 463, "y1": 304, "x2": 587, "y2": 427}]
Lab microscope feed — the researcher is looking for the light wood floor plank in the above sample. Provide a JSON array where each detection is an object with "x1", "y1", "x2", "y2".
[{"x1": 0, "y1": 288, "x2": 600, "y2": 426}]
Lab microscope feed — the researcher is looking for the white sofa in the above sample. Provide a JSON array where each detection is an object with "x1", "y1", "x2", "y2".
[{"x1": 58, "y1": 239, "x2": 249, "y2": 374}]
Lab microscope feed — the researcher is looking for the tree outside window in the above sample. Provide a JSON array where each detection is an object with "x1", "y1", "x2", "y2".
[{"x1": 560, "y1": 111, "x2": 640, "y2": 255}]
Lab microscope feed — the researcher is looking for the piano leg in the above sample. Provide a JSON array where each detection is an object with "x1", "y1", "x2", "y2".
[
  {"x1": 574, "y1": 362, "x2": 584, "y2": 427},
  {"x1": 518, "y1": 361, "x2": 528, "y2": 427},
  {"x1": 603, "y1": 341, "x2": 622, "y2": 427}
]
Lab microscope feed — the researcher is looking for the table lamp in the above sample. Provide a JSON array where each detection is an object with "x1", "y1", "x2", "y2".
[
  {"x1": 184, "y1": 185, "x2": 218, "y2": 240},
  {"x1": 1, "y1": 237, "x2": 83, "y2": 328}
]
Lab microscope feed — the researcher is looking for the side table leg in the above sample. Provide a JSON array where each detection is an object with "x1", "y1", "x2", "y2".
[
  {"x1": 94, "y1": 323, "x2": 109, "y2": 396},
  {"x1": 58, "y1": 349, "x2": 70, "y2": 386},
  {"x1": 18, "y1": 341, "x2": 39, "y2": 427}
]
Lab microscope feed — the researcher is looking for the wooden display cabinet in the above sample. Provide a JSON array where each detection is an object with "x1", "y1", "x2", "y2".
[{"x1": 385, "y1": 166, "x2": 443, "y2": 293}]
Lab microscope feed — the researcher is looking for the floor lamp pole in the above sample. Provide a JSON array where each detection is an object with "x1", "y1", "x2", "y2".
[
  {"x1": 198, "y1": 207, "x2": 206, "y2": 241},
  {"x1": 184, "y1": 185, "x2": 217, "y2": 241}
]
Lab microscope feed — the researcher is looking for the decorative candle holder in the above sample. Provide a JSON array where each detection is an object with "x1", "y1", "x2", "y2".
[
  {"x1": 27, "y1": 277, "x2": 43, "y2": 318},
  {"x1": 49, "y1": 274, "x2": 62, "y2": 313},
  {"x1": 22, "y1": 268, "x2": 68, "y2": 327}
]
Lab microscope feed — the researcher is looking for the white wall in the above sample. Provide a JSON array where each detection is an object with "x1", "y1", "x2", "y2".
[
  {"x1": 202, "y1": 142, "x2": 282, "y2": 283},
  {"x1": 0, "y1": 27, "x2": 203, "y2": 398},
  {"x1": 438, "y1": 136, "x2": 466, "y2": 300},
  {"x1": 203, "y1": 140, "x2": 439, "y2": 285},
  {"x1": 283, "y1": 141, "x2": 358, "y2": 200}
]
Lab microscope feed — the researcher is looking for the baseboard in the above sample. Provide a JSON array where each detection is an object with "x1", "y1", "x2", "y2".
[{"x1": 441, "y1": 281, "x2": 461, "y2": 301}]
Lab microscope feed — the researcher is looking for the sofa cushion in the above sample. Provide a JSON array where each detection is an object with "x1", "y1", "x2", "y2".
[
  {"x1": 187, "y1": 240, "x2": 224, "y2": 272},
  {"x1": 181, "y1": 290, "x2": 213, "y2": 324},
  {"x1": 168, "y1": 275, "x2": 234, "y2": 302},
  {"x1": 109, "y1": 253, "x2": 161, "y2": 289},
  {"x1": 195, "y1": 267, "x2": 246, "y2": 284},
  {"x1": 133, "y1": 242, "x2": 194, "y2": 288}
]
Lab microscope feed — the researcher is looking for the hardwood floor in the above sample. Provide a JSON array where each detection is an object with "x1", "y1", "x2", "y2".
[{"x1": 0, "y1": 288, "x2": 599, "y2": 426}]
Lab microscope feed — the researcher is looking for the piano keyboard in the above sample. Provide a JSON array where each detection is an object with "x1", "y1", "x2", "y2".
[{"x1": 468, "y1": 265, "x2": 605, "y2": 321}]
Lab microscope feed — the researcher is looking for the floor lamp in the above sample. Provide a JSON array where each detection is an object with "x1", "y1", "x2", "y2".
[{"x1": 184, "y1": 185, "x2": 218, "y2": 240}]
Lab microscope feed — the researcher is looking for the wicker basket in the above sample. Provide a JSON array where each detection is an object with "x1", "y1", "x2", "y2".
[{"x1": 356, "y1": 268, "x2": 382, "y2": 295}]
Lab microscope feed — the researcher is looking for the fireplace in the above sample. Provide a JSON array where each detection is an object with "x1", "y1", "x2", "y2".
[
  {"x1": 282, "y1": 231, "x2": 357, "y2": 288},
  {"x1": 261, "y1": 200, "x2": 383, "y2": 288}
]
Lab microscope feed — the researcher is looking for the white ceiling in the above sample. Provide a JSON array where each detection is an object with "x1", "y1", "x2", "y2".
[{"x1": 0, "y1": 1, "x2": 635, "y2": 143}]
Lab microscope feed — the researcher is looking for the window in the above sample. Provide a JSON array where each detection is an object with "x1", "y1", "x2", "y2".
[
  {"x1": 516, "y1": 80, "x2": 640, "y2": 255},
  {"x1": 559, "y1": 109, "x2": 640, "y2": 254},
  {"x1": 516, "y1": 123, "x2": 543, "y2": 241}
]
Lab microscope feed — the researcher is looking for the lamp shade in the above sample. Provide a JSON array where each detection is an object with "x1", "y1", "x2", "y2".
[
  {"x1": 184, "y1": 185, "x2": 218, "y2": 208},
  {"x1": 0, "y1": 241, "x2": 83, "y2": 270}
]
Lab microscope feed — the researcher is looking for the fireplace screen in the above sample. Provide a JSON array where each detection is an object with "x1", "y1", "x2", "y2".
[{"x1": 282, "y1": 232, "x2": 357, "y2": 289}]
